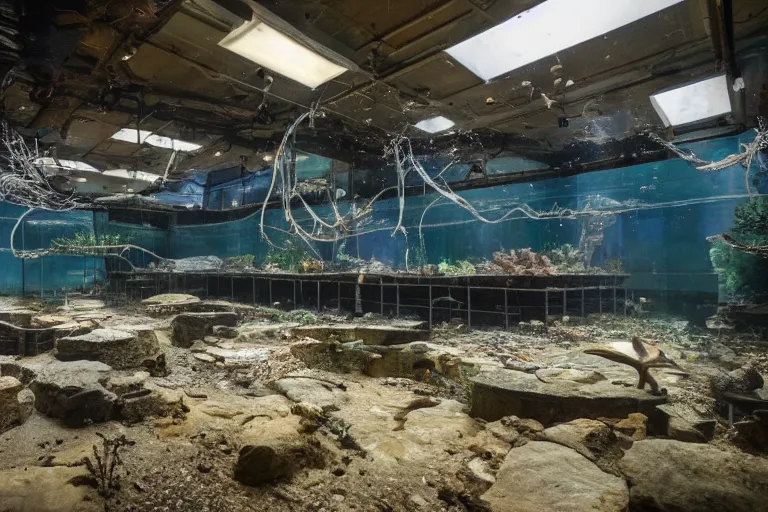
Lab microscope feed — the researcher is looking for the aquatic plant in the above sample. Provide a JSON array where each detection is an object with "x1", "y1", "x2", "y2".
[
  {"x1": 605, "y1": 258, "x2": 624, "y2": 273},
  {"x1": 52, "y1": 232, "x2": 128, "y2": 250},
  {"x1": 264, "y1": 238, "x2": 312, "y2": 272},
  {"x1": 710, "y1": 197, "x2": 768, "y2": 299},
  {"x1": 437, "y1": 259, "x2": 476, "y2": 276},
  {"x1": 223, "y1": 254, "x2": 256, "y2": 270},
  {"x1": 83, "y1": 433, "x2": 134, "y2": 498}
]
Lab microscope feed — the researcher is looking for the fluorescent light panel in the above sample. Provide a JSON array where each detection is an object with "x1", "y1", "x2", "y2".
[
  {"x1": 218, "y1": 19, "x2": 347, "y2": 89},
  {"x1": 110, "y1": 129, "x2": 202, "y2": 152},
  {"x1": 650, "y1": 74, "x2": 732, "y2": 127},
  {"x1": 414, "y1": 116, "x2": 455, "y2": 133},
  {"x1": 445, "y1": 0, "x2": 684, "y2": 81}
]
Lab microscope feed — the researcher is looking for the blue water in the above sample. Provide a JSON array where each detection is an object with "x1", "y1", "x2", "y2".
[{"x1": 0, "y1": 130, "x2": 761, "y2": 309}]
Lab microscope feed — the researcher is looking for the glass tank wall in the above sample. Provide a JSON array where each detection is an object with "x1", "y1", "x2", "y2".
[
  {"x1": 0, "y1": 131, "x2": 761, "y2": 321},
  {"x1": 0, "y1": 203, "x2": 103, "y2": 294}
]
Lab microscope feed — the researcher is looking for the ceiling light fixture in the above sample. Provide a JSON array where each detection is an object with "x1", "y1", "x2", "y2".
[
  {"x1": 414, "y1": 116, "x2": 455, "y2": 134},
  {"x1": 445, "y1": 0, "x2": 684, "y2": 81},
  {"x1": 218, "y1": 18, "x2": 347, "y2": 89},
  {"x1": 110, "y1": 129, "x2": 201, "y2": 152},
  {"x1": 649, "y1": 74, "x2": 732, "y2": 127}
]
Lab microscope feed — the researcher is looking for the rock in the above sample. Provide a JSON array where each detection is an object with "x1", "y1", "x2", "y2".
[
  {"x1": 0, "y1": 376, "x2": 23, "y2": 433},
  {"x1": 0, "y1": 466, "x2": 101, "y2": 512},
  {"x1": 470, "y1": 369, "x2": 666, "y2": 424},
  {"x1": 29, "y1": 361, "x2": 116, "y2": 427},
  {"x1": 171, "y1": 312, "x2": 238, "y2": 348},
  {"x1": 707, "y1": 343, "x2": 743, "y2": 370},
  {"x1": 619, "y1": 439, "x2": 768, "y2": 511},
  {"x1": 212, "y1": 325, "x2": 238, "y2": 339},
  {"x1": 189, "y1": 340, "x2": 207, "y2": 353},
  {"x1": 292, "y1": 323, "x2": 428, "y2": 346},
  {"x1": 104, "y1": 371, "x2": 150, "y2": 396},
  {"x1": 733, "y1": 418, "x2": 768, "y2": 452},
  {"x1": 17, "y1": 388, "x2": 34, "y2": 422},
  {"x1": 503, "y1": 360, "x2": 540, "y2": 373},
  {"x1": 0, "y1": 360, "x2": 38, "y2": 385},
  {"x1": 205, "y1": 345, "x2": 269, "y2": 364},
  {"x1": 467, "y1": 457, "x2": 496, "y2": 484},
  {"x1": 56, "y1": 327, "x2": 164, "y2": 375},
  {"x1": 482, "y1": 441, "x2": 629, "y2": 512},
  {"x1": 119, "y1": 383, "x2": 185, "y2": 423},
  {"x1": 540, "y1": 418, "x2": 624, "y2": 475},
  {"x1": 614, "y1": 413, "x2": 648, "y2": 441},
  {"x1": 275, "y1": 377, "x2": 348, "y2": 411},
  {"x1": 193, "y1": 353, "x2": 216, "y2": 364},
  {"x1": 502, "y1": 415, "x2": 544, "y2": 435},
  {"x1": 409, "y1": 494, "x2": 429, "y2": 508},
  {"x1": 234, "y1": 415, "x2": 329, "y2": 486},
  {"x1": 652, "y1": 403, "x2": 716, "y2": 441},
  {"x1": 667, "y1": 417, "x2": 707, "y2": 443},
  {"x1": 32, "y1": 315, "x2": 73, "y2": 328},
  {"x1": 484, "y1": 419, "x2": 521, "y2": 445},
  {"x1": 0, "y1": 309, "x2": 33, "y2": 327}
]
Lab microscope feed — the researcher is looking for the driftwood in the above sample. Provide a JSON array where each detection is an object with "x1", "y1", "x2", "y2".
[{"x1": 584, "y1": 336, "x2": 680, "y2": 394}]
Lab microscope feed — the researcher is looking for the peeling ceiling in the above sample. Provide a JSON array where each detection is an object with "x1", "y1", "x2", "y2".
[{"x1": 1, "y1": 0, "x2": 767, "y2": 179}]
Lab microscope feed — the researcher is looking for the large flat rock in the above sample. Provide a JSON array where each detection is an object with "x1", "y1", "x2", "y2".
[
  {"x1": 470, "y1": 369, "x2": 666, "y2": 424},
  {"x1": 619, "y1": 439, "x2": 768, "y2": 511},
  {"x1": 56, "y1": 327, "x2": 163, "y2": 372},
  {"x1": 482, "y1": 441, "x2": 629, "y2": 512},
  {"x1": 29, "y1": 360, "x2": 116, "y2": 427},
  {"x1": 293, "y1": 323, "x2": 428, "y2": 346}
]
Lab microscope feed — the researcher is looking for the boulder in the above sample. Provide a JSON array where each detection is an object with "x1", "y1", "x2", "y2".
[
  {"x1": 482, "y1": 441, "x2": 629, "y2": 512},
  {"x1": 0, "y1": 376, "x2": 23, "y2": 433},
  {"x1": 29, "y1": 361, "x2": 116, "y2": 426},
  {"x1": 710, "y1": 362, "x2": 763, "y2": 396},
  {"x1": 118, "y1": 383, "x2": 186, "y2": 423},
  {"x1": 0, "y1": 309, "x2": 33, "y2": 327},
  {"x1": 470, "y1": 369, "x2": 666, "y2": 424},
  {"x1": 652, "y1": 403, "x2": 715, "y2": 441},
  {"x1": 619, "y1": 439, "x2": 768, "y2": 511},
  {"x1": 212, "y1": 325, "x2": 238, "y2": 339},
  {"x1": 55, "y1": 327, "x2": 164, "y2": 375},
  {"x1": 171, "y1": 312, "x2": 238, "y2": 348},
  {"x1": 540, "y1": 418, "x2": 624, "y2": 475}
]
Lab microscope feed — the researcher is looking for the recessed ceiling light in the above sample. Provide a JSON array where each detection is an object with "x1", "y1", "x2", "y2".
[
  {"x1": 263, "y1": 155, "x2": 274, "y2": 162},
  {"x1": 144, "y1": 134, "x2": 202, "y2": 152},
  {"x1": 111, "y1": 128, "x2": 152, "y2": 144},
  {"x1": 414, "y1": 116, "x2": 455, "y2": 134},
  {"x1": 445, "y1": 0, "x2": 684, "y2": 81},
  {"x1": 650, "y1": 74, "x2": 732, "y2": 127},
  {"x1": 219, "y1": 19, "x2": 347, "y2": 89},
  {"x1": 110, "y1": 129, "x2": 201, "y2": 152},
  {"x1": 72, "y1": 177, "x2": 88, "y2": 183}
]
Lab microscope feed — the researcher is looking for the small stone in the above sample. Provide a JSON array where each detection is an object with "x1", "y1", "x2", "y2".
[
  {"x1": 409, "y1": 494, "x2": 428, "y2": 507},
  {"x1": 615, "y1": 413, "x2": 648, "y2": 441},
  {"x1": 331, "y1": 494, "x2": 345, "y2": 502},
  {"x1": 197, "y1": 462, "x2": 212, "y2": 473},
  {"x1": 503, "y1": 360, "x2": 540, "y2": 373},
  {"x1": 193, "y1": 353, "x2": 217, "y2": 364}
]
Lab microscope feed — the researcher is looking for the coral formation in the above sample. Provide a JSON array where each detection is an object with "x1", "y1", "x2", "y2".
[{"x1": 488, "y1": 248, "x2": 556, "y2": 276}]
